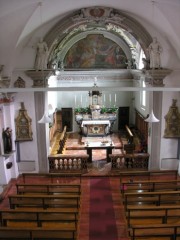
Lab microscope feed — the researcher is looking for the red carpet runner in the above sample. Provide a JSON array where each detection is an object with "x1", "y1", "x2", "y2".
[{"x1": 89, "y1": 177, "x2": 118, "y2": 240}]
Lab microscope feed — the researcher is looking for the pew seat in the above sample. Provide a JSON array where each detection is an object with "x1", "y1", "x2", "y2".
[
  {"x1": 126, "y1": 205, "x2": 180, "y2": 227},
  {"x1": 0, "y1": 226, "x2": 77, "y2": 239},
  {"x1": 129, "y1": 223, "x2": 180, "y2": 240},
  {"x1": 0, "y1": 208, "x2": 79, "y2": 228},
  {"x1": 124, "y1": 191, "x2": 180, "y2": 210}
]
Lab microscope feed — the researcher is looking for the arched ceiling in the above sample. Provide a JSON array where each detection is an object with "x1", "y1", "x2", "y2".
[
  {"x1": 45, "y1": 7, "x2": 152, "y2": 70},
  {"x1": 0, "y1": 0, "x2": 180, "y2": 75}
]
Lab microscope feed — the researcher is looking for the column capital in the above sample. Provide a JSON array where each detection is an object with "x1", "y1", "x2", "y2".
[
  {"x1": 143, "y1": 68, "x2": 172, "y2": 87},
  {"x1": 25, "y1": 70, "x2": 53, "y2": 87}
]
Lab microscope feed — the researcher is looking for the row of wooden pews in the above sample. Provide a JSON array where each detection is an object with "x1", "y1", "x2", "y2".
[
  {"x1": 0, "y1": 173, "x2": 82, "y2": 239},
  {"x1": 50, "y1": 126, "x2": 67, "y2": 155},
  {"x1": 120, "y1": 170, "x2": 180, "y2": 239}
]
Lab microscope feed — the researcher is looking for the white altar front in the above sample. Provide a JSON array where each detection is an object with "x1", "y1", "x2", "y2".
[{"x1": 81, "y1": 120, "x2": 110, "y2": 136}]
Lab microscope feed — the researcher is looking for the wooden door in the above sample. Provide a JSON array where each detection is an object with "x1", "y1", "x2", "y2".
[
  {"x1": 118, "y1": 107, "x2": 129, "y2": 129},
  {"x1": 61, "y1": 108, "x2": 73, "y2": 132}
]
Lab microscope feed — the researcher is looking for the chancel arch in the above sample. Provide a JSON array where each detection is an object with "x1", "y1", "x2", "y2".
[{"x1": 44, "y1": 6, "x2": 153, "y2": 70}]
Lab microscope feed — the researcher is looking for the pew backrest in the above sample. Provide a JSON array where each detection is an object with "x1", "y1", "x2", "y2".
[
  {"x1": 121, "y1": 179, "x2": 180, "y2": 196},
  {"x1": 126, "y1": 205, "x2": 180, "y2": 227},
  {"x1": 9, "y1": 194, "x2": 80, "y2": 209},
  {"x1": 16, "y1": 183, "x2": 81, "y2": 195},
  {"x1": 124, "y1": 190, "x2": 180, "y2": 210},
  {"x1": 0, "y1": 208, "x2": 79, "y2": 227}
]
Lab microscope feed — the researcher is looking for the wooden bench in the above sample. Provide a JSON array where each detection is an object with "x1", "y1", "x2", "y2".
[
  {"x1": 57, "y1": 126, "x2": 67, "y2": 154},
  {"x1": 129, "y1": 223, "x2": 180, "y2": 240},
  {"x1": 21, "y1": 172, "x2": 82, "y2": 184},
  {"x1": 124, "y1": 190, "x2": 180, "y2": 211},
  {"x1": 118, "y1": 169, "x2": 178, "y2": 183},
  {"x1": 126, "y1": 205, "x2": 180, "y2": 227},
  {"x1": 125, "y1": 125, "x2": 134, "y2": 144},
  {"x1": 50, "y1": 126, "x2": 67, "y2": 155},
  {"x1": 16, "y1": 183, "x2": 81, "y2": 195},
  {"x1": 121, "y1": 179, "x2": 180, "y2": 196},
  {"x1": 0, "y1": 208, "x2": 79, "y2": 228},
  {"x1": 0, "y1": 226, "x2": 77, "y2": 239},
  {"x1": 9, "y1": 194, "x2": 81, "y2": 209}
]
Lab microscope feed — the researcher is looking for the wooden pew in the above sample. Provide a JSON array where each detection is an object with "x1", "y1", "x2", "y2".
[
  {"x1": 9, "y1": 194, "x2": 80, "y2": 209},
  {"x1": 129, "y1": 223, "x2": 180, "y2": 240},
  {"x1": 0, "y1": 226, "x2": 77, "y2": 239},
  {"x1": 126, "y1": 205, "x2": 180, "y2": 227},
  {"x1": 121, "y1": 179, "x2": 180, "y2": 196},
  {"x1": 0, "y1": 208, "x2": 78, "y2": 228},
  {"x1": 125, "y1": 125, "x2": 134, "y2": 144},
  {"x1": 57, "y1": 126, "x2": 67, "y2": 154},
  {"x1": 118, "y1": 169, "x2": 178, "y2": 183},
  {"x1": 16, "y1": 183, "x2": 81, "y2": 195},
  {"x1": 123, "y1": 190, "x2": 180, "y2": 211},
  {"x1": 21, "y1": 172, "x2": 82, "y2": 184}
]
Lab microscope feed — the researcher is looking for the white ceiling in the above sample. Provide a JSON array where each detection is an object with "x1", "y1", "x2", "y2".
[{"x1": 0, "y1": 0, "x2": 180, "y2": 88}]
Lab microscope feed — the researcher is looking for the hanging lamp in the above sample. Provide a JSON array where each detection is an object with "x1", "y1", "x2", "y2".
[
  {"x1": 145, "y1": 110, "x2": 159, "y2": 123},
  {"x1": 38, "y1": 112, "x2": 52, "y2": 124}
]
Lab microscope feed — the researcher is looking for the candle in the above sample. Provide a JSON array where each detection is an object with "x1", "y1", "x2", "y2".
[
  {"x1": 75, "y1": 95, "x2": 76, "y2": 106},
  {"x1": 104, "y1": 94, "x2": 106, "y2": 104},
  {"x1": 81, "y1": 95, "x2": 82, "y2": 106},
  {"x1": 109, "y1": 94, "x2": 111, "y2": 102},
  {"x1": 115, "y1": 93, "x2": 116, "y2": 103}
]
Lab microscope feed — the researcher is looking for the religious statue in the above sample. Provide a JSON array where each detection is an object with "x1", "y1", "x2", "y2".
[
  {"x1": 148, "y1": 37, "x2": 162, "y2": 69},
  {"x1": 34, "y1": 38, "x2": 49, "y2": 70},
  {"x1": 2, "y1": 127, "x2": 12, "y2": 154}
]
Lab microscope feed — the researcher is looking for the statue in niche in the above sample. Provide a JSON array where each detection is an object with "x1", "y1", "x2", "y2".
[
  {"x1": 148, "y1": 37, "x2": 162, "y2": 69},
  {"x1": 2, "y1": 127, "x2": 12, "y2": 153},
  {"x1": 34, "y1": 38, "x2": 49, "y2": 70}
]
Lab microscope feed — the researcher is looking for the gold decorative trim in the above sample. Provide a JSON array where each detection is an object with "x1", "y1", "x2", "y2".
[{"x1": 15, "y1": 102, "x2": 33, "y2": 141}]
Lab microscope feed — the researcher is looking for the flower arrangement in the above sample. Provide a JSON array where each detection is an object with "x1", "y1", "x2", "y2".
[
  {"x1": 74, "y1": 107, "x2": 91, "y2": 114},
  {"x1": 101, "y1": 106, "x2": 118, "y2": 114}
]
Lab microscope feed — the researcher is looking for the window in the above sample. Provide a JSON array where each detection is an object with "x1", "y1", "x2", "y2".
[{"x1": 141, "y1": 80, "x2": 146, "y2": 109}]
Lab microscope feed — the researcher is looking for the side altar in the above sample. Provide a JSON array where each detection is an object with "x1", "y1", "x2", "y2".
[{"x1": 75, "y1": 83, "x2": 117, "y2": 136}]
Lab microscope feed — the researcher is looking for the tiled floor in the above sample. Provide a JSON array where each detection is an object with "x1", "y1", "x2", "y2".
[{"x1": 65, "y1": 131, "x2": 124, "y2": 161}]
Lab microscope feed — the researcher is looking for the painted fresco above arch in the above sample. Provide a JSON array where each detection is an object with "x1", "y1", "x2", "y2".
[
  {"x1": 63, "y1": 34, "x2": 128, "y2": 69},
  {"x1": 44, "y1": 6, "x2": 152, "y2": 71}
]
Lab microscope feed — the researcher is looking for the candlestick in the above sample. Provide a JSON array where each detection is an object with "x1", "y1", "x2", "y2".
[
  {"x1": 75, "y1": 95, "x2": 76, "y2": 106},
  {"x1": 81, "y1": 95, "x2": 82, "y2": 106}
]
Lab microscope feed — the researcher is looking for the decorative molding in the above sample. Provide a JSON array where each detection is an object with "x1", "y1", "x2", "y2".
[
  {"x1": 45, "y1": 6, "x2": 152, "y2": 67},
  {"x1": 143, "y1": 68, "x2": 172, "y2": 87},
  {"x1": 25, "y1": 70, "x2": 53, "y2": 87},
  {"x1": 14, "y1": 76, "x2": 25, "y2": 88}
]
